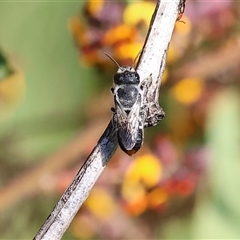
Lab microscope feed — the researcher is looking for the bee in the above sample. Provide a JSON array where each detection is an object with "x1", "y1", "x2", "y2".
[{"x1": 105, "y1": 53, "x2": 145, "y2": 156}]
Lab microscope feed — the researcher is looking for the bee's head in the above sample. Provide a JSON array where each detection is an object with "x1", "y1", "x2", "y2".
[
  {"x1": 103, "y1": 52, "x2": 140, "y2": 85},
  {"x1": 113, "y1": 67, "x2": 140, "y2": 85}
]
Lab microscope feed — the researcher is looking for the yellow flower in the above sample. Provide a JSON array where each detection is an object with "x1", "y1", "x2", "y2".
[
  {"x1": 0, "y1": 69, "x2": 25, "y2": 121},
  {"x1": 85, "y1": 187, "x2": 115, "y2": 220},
  {"x1": 71, "y1": 215, "x2": 95, "y2": 239},
  {"x1": 175, "y1": 16, "x2": 192, "y2": 35},
  {"x1": 122, "y1": 154, "x2": 162, "y2": 215},
  {"x1": 122, "y1": 154, "x2": 162, "y2": 201},
  {"x1": 130, "y1": 154, "x2": 162, "y2": 187},
  {"x1": 87, "y1": 0, "x2": 104, "y2": 16},
  {"x1": 171, "y1": 77, "x2": 204, "y2": 105},
  {"x1": 0, "y1": 70, "x2": 25, "y2": 105},
  {"x1": 123, "y1": 1, "x2": 155, "y2": 26},
  {"x1": 122, "y1": 179, "x2": 146, "y2": 203}
]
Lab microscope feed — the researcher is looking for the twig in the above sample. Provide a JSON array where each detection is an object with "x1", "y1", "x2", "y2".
[{"x1": 33, "y1": 1, "x2": 181, "y2": 239}]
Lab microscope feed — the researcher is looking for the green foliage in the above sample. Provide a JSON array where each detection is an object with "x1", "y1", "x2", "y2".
[
  {"x1": 0, "y1": 2, "x2": 97, "y2": 239},
  {"x1": 193, "y1": 89, "x2": 240, "y2": 239},
  {"x1": 0, "y1": 2, "x2": 97, "y2": 160}
]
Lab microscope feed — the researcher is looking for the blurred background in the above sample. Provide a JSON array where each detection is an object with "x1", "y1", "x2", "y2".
[{"x1": 0, "y1": 0, "x2": 240, "y2": 239}]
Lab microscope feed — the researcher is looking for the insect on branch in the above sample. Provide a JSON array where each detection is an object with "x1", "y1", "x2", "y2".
[{"x1": 33, "y1": 1, "x2": 184, "y2": 239}]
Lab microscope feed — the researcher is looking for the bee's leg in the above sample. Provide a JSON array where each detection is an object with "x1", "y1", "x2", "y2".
[
  {"x1": 111, "y1": 112, "x2": 119, "y2": 134},
  {"x1": 110, "y1": 107, "x2": 115, "y2": 112},
  {"x1": 111, "y1": 87, "x2": 114, "y2": 93}
]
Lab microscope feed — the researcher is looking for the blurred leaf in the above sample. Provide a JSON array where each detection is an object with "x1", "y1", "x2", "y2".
[
  {"x1": 0, "y1": 2, "x2": 98, "y2": 239},
  {"x1": 192, "y1": 89, "x2": 240, "y2": 238},
  {"x1": 160, "y1": 216, "x2": 192, "y2": 239},
  {"x1": 207, "y1": 89, "x2": 240, "y2": 215}
]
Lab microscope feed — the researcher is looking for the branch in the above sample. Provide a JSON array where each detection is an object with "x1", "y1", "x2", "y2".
[{"x1": 33, "y1": 1, "x2": 181, "y2": 239}]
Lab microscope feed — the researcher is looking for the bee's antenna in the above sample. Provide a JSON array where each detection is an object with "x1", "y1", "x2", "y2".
[
  {"x1": 132, "y1": 50, "x2": 142, "y2": 68},
  {"x1": 104, "y1": 52, "x2": 121, "y2": 68}
]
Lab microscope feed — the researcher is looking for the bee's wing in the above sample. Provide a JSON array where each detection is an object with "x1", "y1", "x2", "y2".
[{"x1": 116, "y1": 97, "x2": 142, "y2": 152}]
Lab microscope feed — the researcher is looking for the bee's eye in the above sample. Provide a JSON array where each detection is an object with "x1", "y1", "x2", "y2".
[{"x1": 113, "y1": 73, "x2": 121, "y2": 84}]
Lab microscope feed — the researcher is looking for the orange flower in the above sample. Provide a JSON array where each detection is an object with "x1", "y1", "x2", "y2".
[
  {"x1": 114, "y1": 42, "x2": 143, "y2": 64},
  {"x1": 103, "y1": 24, "x2": 137, "y2": 46},
  {"x1": 147, "y1": 188, "x2": 169, "y2": 209},
  {"x1": 123, "y1": 194, "x2": 148, "y2": 216},
  {"x1": 121, "y1": 154, "x2": 162, "y2": 215}
]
